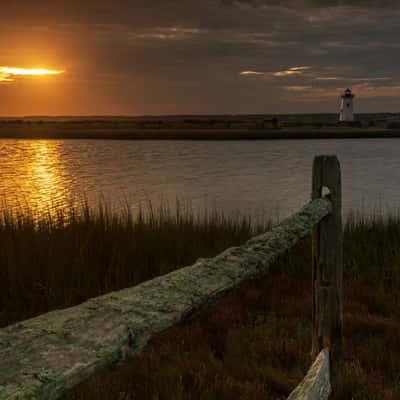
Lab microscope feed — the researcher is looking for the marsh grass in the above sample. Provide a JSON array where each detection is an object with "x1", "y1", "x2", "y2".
[
  {"x1": 0, "y1": 202, "x2": 261, "y2": 327},
  {"x1": 1, "y1": 205, "x2": 400, "y2": 399}
]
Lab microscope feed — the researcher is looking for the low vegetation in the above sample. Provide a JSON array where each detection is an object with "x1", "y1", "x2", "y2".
[
  {"x1": 1, "y1": 205, "x2": 399, "y2": 399},
  {"x1": 0, "y1": 118, "x2": 399, "y2": 140},
  {"x1": 0, "y1": 203, "x2": 260, "y2": 327}
]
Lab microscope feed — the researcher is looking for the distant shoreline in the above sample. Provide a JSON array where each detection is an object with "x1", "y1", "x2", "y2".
[
  {"x1": 1, "y1": 125, "x2": 400, "y2": 140},
  {"x1": 1, "y1": 117, "x2": 400, "y2": 140}
]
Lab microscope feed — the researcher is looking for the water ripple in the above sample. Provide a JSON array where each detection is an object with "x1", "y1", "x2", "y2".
[{"x1": 0, "y1": 138, "x2": 399, "y2": 219}]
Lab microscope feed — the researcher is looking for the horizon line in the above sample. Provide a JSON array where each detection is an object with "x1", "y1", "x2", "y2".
[{"x1": 0, "y1": 111, "x2": 399, "y2": 119}]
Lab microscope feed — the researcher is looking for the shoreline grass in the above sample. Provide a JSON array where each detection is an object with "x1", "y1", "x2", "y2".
[
  {"x1": 1, "y1": 120, "x2": 400, "y2": 140},
  {"x1": 0, "y1": 203, "x2": 263, "y2": 328},
  {"x1": 1, "y1": 205, "x2": 399, "y2": 399}
]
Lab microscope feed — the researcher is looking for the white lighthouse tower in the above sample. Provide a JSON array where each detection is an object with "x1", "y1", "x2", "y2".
[{"x1": 339, "y1": 88, "x2": 355, "y2": 122}]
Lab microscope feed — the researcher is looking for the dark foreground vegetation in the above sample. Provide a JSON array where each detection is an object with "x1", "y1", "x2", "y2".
[{"x1": 1, "y1": 206, "x2": 399, "y2": 399}]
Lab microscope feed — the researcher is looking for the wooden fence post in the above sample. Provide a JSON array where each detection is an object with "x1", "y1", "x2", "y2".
[{"x1": 312, "y1": 156, "x2": 343, "y2": 374}]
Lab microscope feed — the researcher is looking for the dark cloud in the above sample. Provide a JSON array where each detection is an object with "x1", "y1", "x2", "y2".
[
  {"x1": 224, "y1": 0, "x2": 399, "y2": 8},
  {"x1": 1, "y1": 1, "x2": 400, "y2": 115}
]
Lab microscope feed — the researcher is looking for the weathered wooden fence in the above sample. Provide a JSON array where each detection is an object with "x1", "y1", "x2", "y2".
[{"x1": 0, "y1": 155, "x2": 342, "y2": 400}]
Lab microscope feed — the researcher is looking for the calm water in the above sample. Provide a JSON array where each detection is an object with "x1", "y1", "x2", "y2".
[{"x1": 0, "y1": 139, "x2": 399, "y2": 220}]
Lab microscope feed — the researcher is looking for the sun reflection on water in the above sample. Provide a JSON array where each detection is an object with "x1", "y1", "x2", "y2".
[{"x1": 0, "y1": 140, "x2": 72, "y2": 217}]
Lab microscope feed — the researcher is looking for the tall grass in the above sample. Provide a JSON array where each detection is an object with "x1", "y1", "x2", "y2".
[
  {"x1": 0, "y1": 202, "x2": 262, "y2": 327},
  {"x1": 1, "y1": 205, "x2": 400, "y2": 399}
]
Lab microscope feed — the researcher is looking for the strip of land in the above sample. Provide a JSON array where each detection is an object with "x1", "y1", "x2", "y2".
[
  {"x1": 1, "y1": 119, "x2": 400, "y2": 140},
  {"x1": 0, "y1": 114, "x2": 400, "y2": 140}
]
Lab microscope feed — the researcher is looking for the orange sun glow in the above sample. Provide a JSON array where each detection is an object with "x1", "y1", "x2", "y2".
[{"x1": 0, "y1": 66, "x2": 64, "y2": 82}]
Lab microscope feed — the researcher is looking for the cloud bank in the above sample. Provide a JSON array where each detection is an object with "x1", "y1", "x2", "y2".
[{"x1": 0, "y1": 0, "x2": 399, "y2": 115}]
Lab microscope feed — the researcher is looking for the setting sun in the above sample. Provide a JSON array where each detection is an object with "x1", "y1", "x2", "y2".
[{"x1": 0, "y1": 66, "x2": 64, "y2": 82}]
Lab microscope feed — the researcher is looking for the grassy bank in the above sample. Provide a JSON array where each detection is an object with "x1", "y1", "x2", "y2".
[
  {"x1": 1, "y1": 206, "x2": 399, "y2": 399},
  {"x1": 1, "y1": 120, "x2": 400, "y2": 140},
  {"x1": 0, "y1": 204, "x2": 260, "y2": 327}
]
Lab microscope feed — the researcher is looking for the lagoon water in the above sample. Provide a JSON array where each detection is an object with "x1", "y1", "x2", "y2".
[{"x1": 0, "y1": 138, "x2": 399, "y2": 220}]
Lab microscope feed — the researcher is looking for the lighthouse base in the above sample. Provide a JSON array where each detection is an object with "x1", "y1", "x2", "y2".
[{"x1": 338, "y1": 120, "x2": 362, "y2": 128}]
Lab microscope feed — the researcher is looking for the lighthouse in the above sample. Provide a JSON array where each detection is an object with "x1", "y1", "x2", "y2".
[{"x1": 339, "y1": 88, "x2": 355, "y2": 122}]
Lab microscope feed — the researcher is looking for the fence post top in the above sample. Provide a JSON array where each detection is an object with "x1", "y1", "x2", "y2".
[
  {"x1": 313, "y1": 154, "x2": 341, "y2": 166},
  {"x1": 312, "y1": 155, "x2": 341, "y2": 202}
]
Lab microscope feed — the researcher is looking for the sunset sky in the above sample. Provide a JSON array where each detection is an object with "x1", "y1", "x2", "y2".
[{"x1": 1, "y1": 0, "x2": 400, "y2": 116}]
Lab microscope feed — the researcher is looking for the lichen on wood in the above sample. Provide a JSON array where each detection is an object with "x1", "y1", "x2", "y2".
[
  {"x1": 0, "y1": 198, "x2": 331, "y2": 400},
  {"x1": 287, "y1": 349, "x2": 331, "y2": 400}
]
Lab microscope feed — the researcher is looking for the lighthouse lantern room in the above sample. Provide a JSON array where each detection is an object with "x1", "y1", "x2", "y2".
[{"x1": 339, "y1": 88, "x2": 355, "y2": 122}]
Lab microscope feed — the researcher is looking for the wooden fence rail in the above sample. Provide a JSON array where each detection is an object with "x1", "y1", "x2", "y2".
[
  {"x1": 0, "y1": 155, "x2": 342, "y2": 400},
  {"x1": 287, "y1": 349, "x2": 331, "y2": 400}
]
